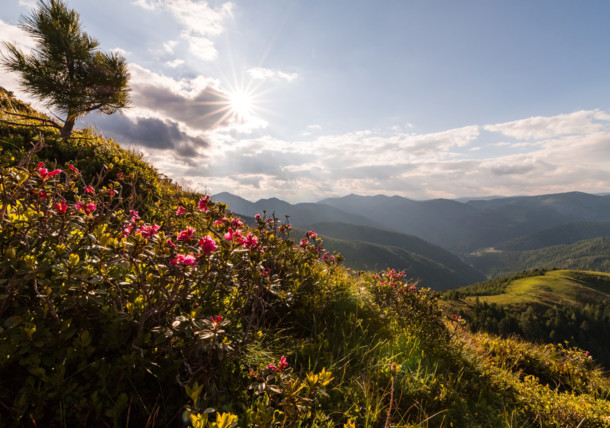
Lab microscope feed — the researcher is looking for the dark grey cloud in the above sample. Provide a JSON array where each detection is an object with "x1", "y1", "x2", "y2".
[
  {"x1": 133, "y1": 83, "x2": 233, "y2": 130},
  {"x1": 94, "y1": 114, "x2": 208, "y2": 162}
]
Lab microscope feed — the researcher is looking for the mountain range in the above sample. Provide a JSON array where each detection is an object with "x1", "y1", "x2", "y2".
[{"x1": 214, "y1": 191, "x2": 610, "y2": 287}]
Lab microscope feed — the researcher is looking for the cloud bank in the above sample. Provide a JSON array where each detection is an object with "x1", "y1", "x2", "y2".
[{"x1": 143, "y1": 109, "x2": 610, "y2": 202}]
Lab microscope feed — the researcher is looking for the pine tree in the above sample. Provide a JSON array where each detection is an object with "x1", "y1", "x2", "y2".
[{"x1": 1, "y1": 0, "x2": 130, "y2": 139}]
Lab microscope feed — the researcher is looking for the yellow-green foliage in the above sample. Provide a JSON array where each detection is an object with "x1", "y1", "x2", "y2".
[{"x1": 463, "y1": 331, "x2": 610, "y2": 426}]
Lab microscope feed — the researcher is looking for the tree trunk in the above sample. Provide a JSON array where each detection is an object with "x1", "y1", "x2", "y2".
[{"x1": 60, "y1": 114, "x2": 76, "y2": 140}]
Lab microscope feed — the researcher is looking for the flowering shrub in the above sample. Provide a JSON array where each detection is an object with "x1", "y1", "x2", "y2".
[{"x1": 0, "y1": 152, "x2": 344, "y2": 425}]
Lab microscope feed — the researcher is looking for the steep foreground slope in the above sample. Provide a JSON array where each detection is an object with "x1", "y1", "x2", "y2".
[{"x1": 2, "y1": 89, "x2": 610, "y2": 426}]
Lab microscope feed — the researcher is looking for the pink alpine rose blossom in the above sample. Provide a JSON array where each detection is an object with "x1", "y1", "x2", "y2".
[
  {"x1": 198, "y1": 236, "x2": 217, "y2": 254},
  {"x1": 138, "y1": 224, "x2": 160, "y2": 239},
  {"x1": 198, "y1": 195, "x2": 210, "y2": 212},
  {"x1": 210, "y1": 315, "x2": 222, "y2": 328},
  {"x1": 166, "y1": 239, "x2": 176, "y2": 250},
  {"x1": 38, "y1": 167, "x2": 62, "y2": 180},
  {"x1": 176, "y1": 206, "x2": 186, "y2": 216},
  {"x1": 224, "y1": 227, "x2": 242, "y2": 241},
  {"x1": 170, "y1": 253, "x2": 196, "y2": 266},
  {"x1": 55, "y1": 201, "x2": 68, "y2": 214},
  {"x1": 177, "y1": 227, "x2": 196, "y2": 241},
  {"x1": 242, "y1": 233, "x2": 258, "y2": 250},
  {"x1": 83, "y1": 185, "x2": 95, "y2": 194},
  {"x1": 267, "y1": 356, "x2": 289, "y2": 372}
]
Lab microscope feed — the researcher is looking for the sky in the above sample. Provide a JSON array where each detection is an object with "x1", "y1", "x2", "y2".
[{"x1": 2, "y1": 0, "x2": 610, "y2": 203}]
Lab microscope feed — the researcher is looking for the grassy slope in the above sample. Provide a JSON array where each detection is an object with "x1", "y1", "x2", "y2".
[
  {"x1": 453, "y1": 270, "x2": 610, "y2": 308},
  {"x1": 2, "y1": 87, "x2": 610, "y2": 427}
]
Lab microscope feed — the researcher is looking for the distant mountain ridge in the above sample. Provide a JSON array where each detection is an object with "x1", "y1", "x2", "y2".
[
  {"x1": 213, "y1": 191, "x2": 386, "y2": 229},
  {"x1": 213, "y1": 191, "x2": 610, "y2": 280},
  {"x1": 214, "y1": 191, "x2": 610, "y2": 254}
]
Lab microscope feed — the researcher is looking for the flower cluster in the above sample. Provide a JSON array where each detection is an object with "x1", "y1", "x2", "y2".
[
  {"x1": 267, "y1": 356, "x2": 289, "y2": 373},
  {"x1": 37, "y1": 162, "x2": 62, "y2": 180},
  {"x1": 122, "y1": 210, "x2": 160, "y2": 239},
  {"x1": 169, "y1": 253, "x2": 197, "y2": 266}
]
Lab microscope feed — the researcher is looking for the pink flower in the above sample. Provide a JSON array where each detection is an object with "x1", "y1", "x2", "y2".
[
  {"x1": 83, "y1": 185, "x2": 95, "y2": 194},
  {"x1": 231, "y1": 218, "x2": 244, "y2": 228},
  {"x1": 68, "y1": 164, "x2": 79, "y2": 174},
  {"x1": 108, "y1": 189, "x2": 116, "y2": 197},
  {"x1": 210, "y1": 315, "x2": 222, "y2": 328},
  {"x1": 138, "y1": 224, "x2": 160, "y2": 239},
  {"x1": 38, "y1": 162, "x2": 44, "y2": 168},
  {"x1": 215, "y1": 217, "x2": 228, "y2": 226},
  {"x1": 242, "y1": 233, "x2": 258, "y2": 250},
  {"x1": 75, "y1": 200, "x2": 96, "y2": 215},
  {"x1": 306, "y1": 230, "x2": 317, "y2": 239},
  {"x1": 170, "y1": 253, "x2": 196, "y2": 266},
  {"x1": 38, "y1": 167, "x2": 62, "y2": 180},
  {"x1": 299, "y1": 238, "x2": 309, "y2": 248},
  {"x1": 37, "y1": 191, "x2": 48, "y2": 200},
  {"x1": 55, "y1": 201, "x2": 68, "y2": 214},
  {"x1": 278, "y1": 356, "x2": 288, "y2": 369},
  {"x1": 198, "y1": 195, "x2": 210, "y2": 212},
  {"x1": 224, "y1": 227, "x2": 242, "y2": 241},
  {"x1": 177, "y1": 227, "x2": 196, "y2": 241},
  {"x1": 166, "y1": 239, "x2": 176, "y2": 250},
  {"x1": 123, "y1": 224, "x2": 134, "y2": 237},
  {"x1": 267, "y1": 356, "x2": 288, "y2": 372},
  {"x1": 198, "y1": 236, "x2": 217, "y2": 254},
  {"x1": 255, "y1": 214, "x2": 261, "y2": 220},
  {"x1": 176, "y1": 206, "x2": 186, "y2": 216}
]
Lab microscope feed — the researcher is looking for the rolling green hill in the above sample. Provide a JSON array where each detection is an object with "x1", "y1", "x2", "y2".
[{"x1": 443, "y1": 269, "x2": 610, "y2": 368}]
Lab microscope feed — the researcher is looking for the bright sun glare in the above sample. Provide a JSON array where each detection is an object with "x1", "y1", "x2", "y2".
[{"x1": 229, "y1": 90, "x2": 252, "y2": 118}]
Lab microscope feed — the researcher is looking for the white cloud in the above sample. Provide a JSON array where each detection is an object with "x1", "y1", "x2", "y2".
[
  {"x1": 110, "y1": 47, "x2": 128, "y2": 56},
  {"x1": 163, "y1": 40, "x2": 179, "y2": 54},
  {"x1": 484, "y1": 110, "x2": 610, "y2": 140},
  {"x1": 134, "y1": 0, "x2": 233, "y2": 61},
  {"x1": 157, "y1": 110, "x2": 610, "y2": 203},
  {"x1": 0, "y1": 19, "x2": 44, "y2": 108},
  {"x1": 248, "y1": 67, "x2": 299, "y2": 82},
  {"x1": 18, "y1": 0, "x2": 36, "y2": 8},
  {"x1": 166, "y1": 59, "x2": 185, "y2": 68}
]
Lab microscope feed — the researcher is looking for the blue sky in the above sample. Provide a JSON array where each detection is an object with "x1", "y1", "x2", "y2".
[{"x1": 3, "y1": 0, "x2": 610, "y2": 202}]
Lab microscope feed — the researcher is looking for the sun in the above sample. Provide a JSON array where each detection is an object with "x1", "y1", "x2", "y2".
[{"x1": 228, "y1": 89, "x2": 255, "y2": 120}]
